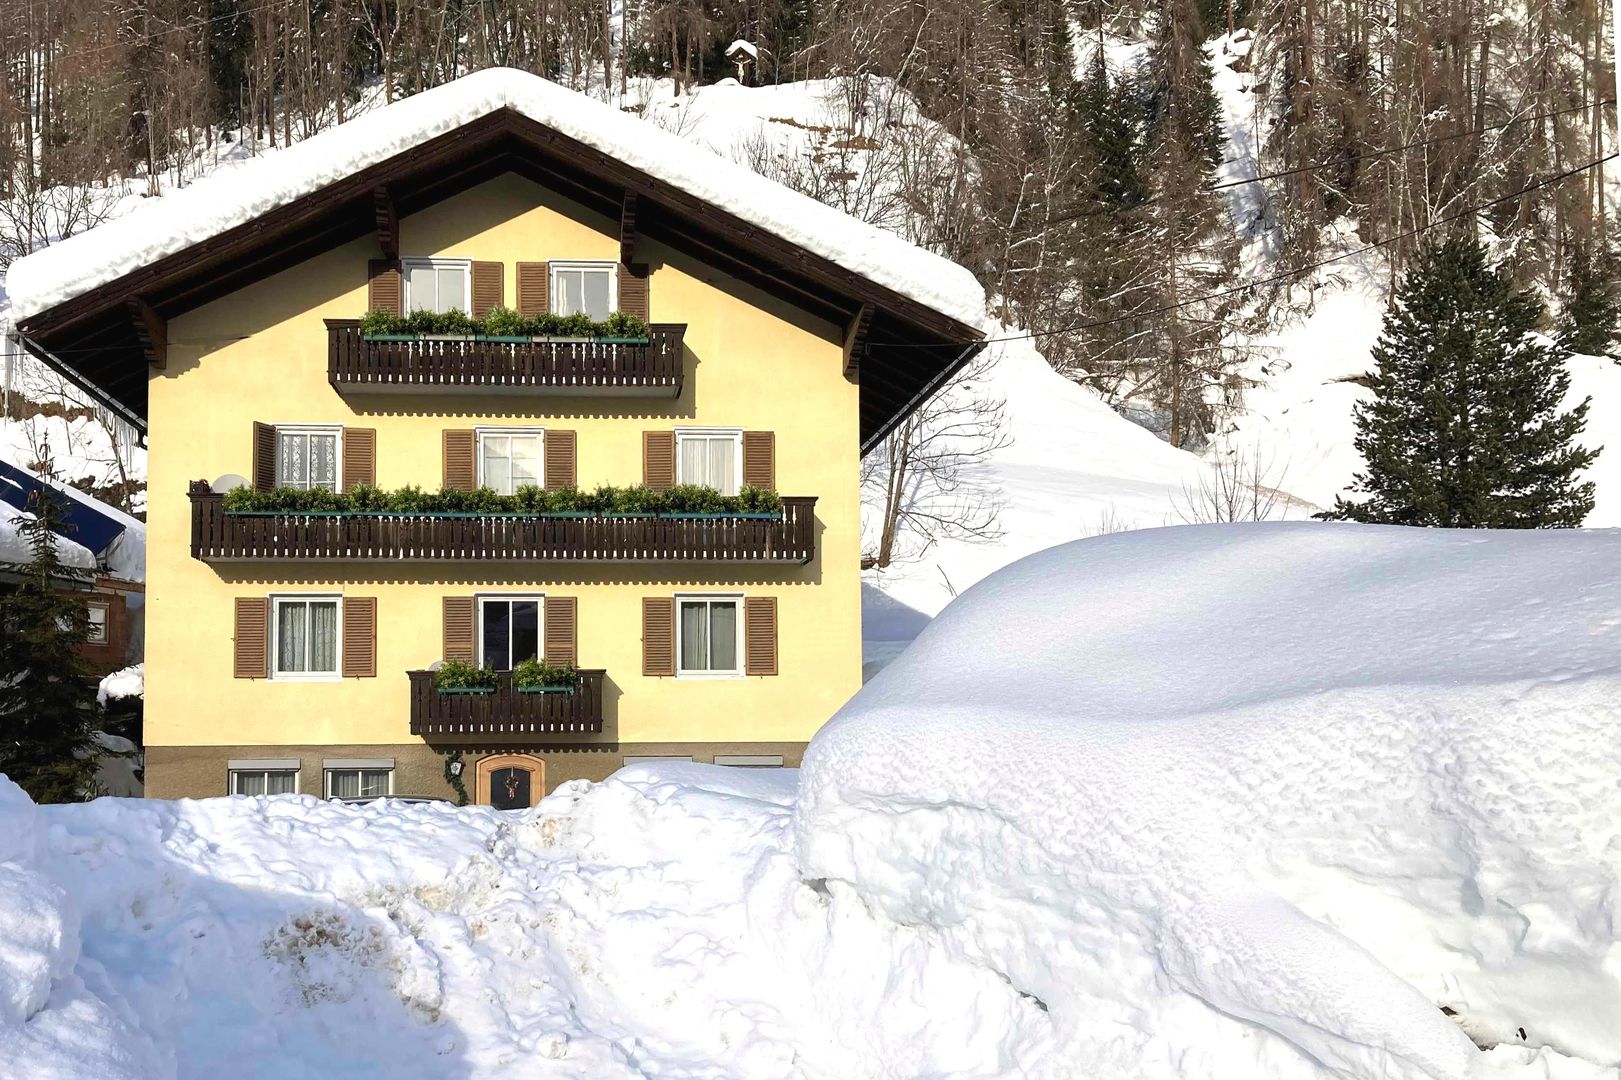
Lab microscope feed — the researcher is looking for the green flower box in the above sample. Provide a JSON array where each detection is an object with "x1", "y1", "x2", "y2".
[
  {"x1": 515, "y1": 685, "x2": 575, "y2": 694},
  {"x1": 436, "y1": 686, "x2": 496, "y2": 695}
]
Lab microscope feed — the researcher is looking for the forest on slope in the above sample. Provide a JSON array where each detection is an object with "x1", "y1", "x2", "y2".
[{"x1": 0, "y1": 0, "x2": 1614, "y2": 497}]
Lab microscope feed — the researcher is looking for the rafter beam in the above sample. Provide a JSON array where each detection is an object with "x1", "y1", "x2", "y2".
[
  {"x1": 843, "y1": 303, "x2": 873, "y2": 379},
  {"x1": 374, "y1": 186, "x2": 398, "y2": 259},
  {"x1": 620, "y1": 192, "x2": 639, "y2": 265},
  {"x1": 128, "y1": 298, "x2": 167, "y2": 370}
]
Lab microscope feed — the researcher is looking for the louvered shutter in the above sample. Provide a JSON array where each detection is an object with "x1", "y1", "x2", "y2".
[
  {"x1": 443, "y1": 597, "x2": 475, "y2": 663},
  {"x1": 471, "y1": 261, "x2": 504, "y2": 317},
  {"x1": 234, "y1": 597, "x2": 270, "y2": 679},
  {"x1": 545, "y1": 596, "x2": 577, "y2": 665},
  {"x1": 544, "y1": 430, "x2": 577, "y2": 491},
  {"x1": 642, "y1": 597, "x2": 675, "y2": 676},
  {"x1": 742, "y1": 431, "x2": 775, "y2": 490},
  {"x1": 643, "y1": 431, "x2": 676, "y2": 491},
  {"x1": 252, "y1": 422, "x2": 276, "y2": 492},
  {"x1": 744, "y1": 597, "x2": 778, "y2": 676},
  {"x1": 368, "y1": 259, "x2": 403, "y2": 315},
  {"x1": 617, "y1": 263, "x2": 650, "y2": 321},
  {"x1": 342, "y1": 427, "x2": 376, "y2": 491},
  {"x1": 342, "y1": 597, "x2": 377, "y2": 678},
  {"x1": 443, "y1": 429, "x2": 476, "y2": 491},
  {"x1": 516, "y1": 261, "x2": 550, "y2": 317}
]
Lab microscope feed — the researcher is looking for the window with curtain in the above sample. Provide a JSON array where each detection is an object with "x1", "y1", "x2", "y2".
[
  {"x1": 231, "y1": 769, "x2": 297, "y2": 795},
  {"x1": 404, "y1": 258, "x2": 469, "y2": 314},
  {"x1": 325, "y1": 769, "x2": 391, "y2": 799},
  {"x1": 478, "y1": 431, "x2": 542, "y2": 495},
  {"x1": 550, "y1": 263, "x2": 614, "y2": 320},
  {"x1": 276, "y1": 428, "x2": 338, "y2": 491},
  {"x1": 677, "y1": 597, "x2": 740, "y2": 675},
  {"x1": 676, "y1": 432, "x2": 740, "y2": 495},
  {"x1": 274, "y1": 597, "x2": 339, "y2": 677},
  {"x1": 480, "y1": 597, "x2": 541, "y2": 671}
]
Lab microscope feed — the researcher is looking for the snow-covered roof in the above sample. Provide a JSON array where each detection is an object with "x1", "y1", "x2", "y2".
[
  {"x1": 0, "y1": 453, "x2": 145, "y2": 581},
  {"x1": 7, "y1": 68, "x2": 985, "y2": 329},
  {"x1": 0, "y1": 498, "x2": 97, "y2": 571},
  {"x1": 727, "y1": 39, "x2": 759, "y2": 59}
]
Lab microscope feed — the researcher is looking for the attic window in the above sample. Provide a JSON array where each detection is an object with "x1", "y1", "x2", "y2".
[
  {"x1": 403, "y1": 257, "x2": 470, "y2": 314},
  {"x1": 550, "y1": 262, "x2": 616, "y2": 320}
]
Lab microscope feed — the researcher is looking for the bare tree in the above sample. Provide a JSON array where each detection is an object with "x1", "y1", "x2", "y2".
[{"x1": 1174, "y1": 444, "x2": 1294, "y2": 523}]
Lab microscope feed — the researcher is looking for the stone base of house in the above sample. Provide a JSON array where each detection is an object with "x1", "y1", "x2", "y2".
[{"x1": 144, "y1": 742, "x2": 808, "y2": 804}]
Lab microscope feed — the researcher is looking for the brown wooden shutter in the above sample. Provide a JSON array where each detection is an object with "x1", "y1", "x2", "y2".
[
  {"x1": 642, "y1": 597, "x2": 675, "y2": 676},
  {"x1": 234, "y1": 597, "x2": 270, "y2": 679},
  {"x1": 342, "y1": 596, "x2": 377, "y2": 678},
  {"x1": 745, "y1": 596, "x2": 778, "y2": 676},
  {"x1": 742, "y1": 431, "x2": 775, "y2": 490},
  {"x1": 544, "y1": 430, "x2": 577, "y2": 491},
  {"x1": 252, "y1": 421, "x2": 276, "y2": 492},
  {"x1": 643, "y1": 431, "x2": 676, "y2": 491},
  {"x1": 342, "y1": 427, "x2": 376, "y2": 491},
  {"x1": 443, "y1": 429, "x2": 476, "y2": 491},
  {"x1": 443, "y1": 597, "x2": 475, "y2": 663},
  {"x1": 516, "y1": 261, "x2": 550, "y2": 317},
  {"x1": 368, "y1": 259, "x2": 403, "y2": 315},
  {"x1": 545, "y1": 596, "x2": 577, "y2": 665},
  {"x1": 470, "y1": 261, "x2": 503, "y2": 318},
  {"x1": 617, "y1": 263, "x2": 650, "y2": 321}
]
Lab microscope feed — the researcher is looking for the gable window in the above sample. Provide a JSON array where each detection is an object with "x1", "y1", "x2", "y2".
[
  {"x1": 477, "y1": 429, "x2": 543, "y2": 496},
  {"x1": 230, "y1": 766, "x2": 298, "y2": 796},
  {"x1": 479, "y1": 595, "x2": 542, "y2": 672},
  {"x1": 403, "y1": 257, "x2": 470, "y2": 314},
  {"x1": 85, "y1": 602, "x2": 109, "y2": 644},
  {"x1": 550, "y1": 262, "x2": 616, "y2": 321},
  {"x1": 325, "y1": 765, "x2": 392, "y2": 799},
  {"x1": 272, "y1": 595, "x2": 340, "y2": 679},
  {"x1": 276, "y1": 425, "x2": 340, "y2": 492},
  {"x1": 676, "y1": 596, "x2": 741, "y2": 677},
  {"x1": 676, "y1": 430, "x2": 741, "y2": 495}
]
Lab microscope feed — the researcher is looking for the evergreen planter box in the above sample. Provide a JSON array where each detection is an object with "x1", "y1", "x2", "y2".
[
  {"x1": 515, "y1": 685, "x2": 575, "y2": 694},
  {"x1": 436, "y1": 686, "x2": 496, "y2": 695}
]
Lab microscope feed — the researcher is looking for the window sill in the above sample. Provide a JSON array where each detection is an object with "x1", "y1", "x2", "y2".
[
  {"x1": 269, "y1": 673, "x2": 343, "y2": 683},
  {"x1": 674, "y1": 671, "x2": 746, "y2": 681}
]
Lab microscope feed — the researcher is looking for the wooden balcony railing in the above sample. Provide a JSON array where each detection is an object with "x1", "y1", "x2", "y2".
[
  {"x1": 326, "y1": 319, "x2": 685, "y2": 397},
  {"x1": 409, "y1": 669, "x2": 606, "y2": 740},
  {"x1": 189, "y1": 484, "x2": 817, "y2": 564}
]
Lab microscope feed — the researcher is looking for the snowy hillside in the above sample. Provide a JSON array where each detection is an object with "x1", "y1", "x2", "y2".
[{"x1": 5, "y1": 523, "x2": 1619, "y2": 1078}]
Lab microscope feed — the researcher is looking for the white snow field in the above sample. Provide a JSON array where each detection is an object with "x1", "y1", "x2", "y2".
[{"x1": 4, "y1": 523, "x2": 1620, "y2": 1079}]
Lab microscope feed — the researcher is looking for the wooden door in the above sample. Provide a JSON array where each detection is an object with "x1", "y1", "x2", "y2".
[{"x1": 475, "y1": 754, "x2": 544, "y2": 809}]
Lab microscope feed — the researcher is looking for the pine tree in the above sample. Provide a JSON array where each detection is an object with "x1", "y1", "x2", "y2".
[
  {"x1": 1323, "y1": 235, "x2": 1599, "y2": 528},
  {"x1": 1555, "y1": 244, "x2": 1621, "y2": 360},
  {"x1": 0, "y1": 487, "x2": 101, "y2": 802}
]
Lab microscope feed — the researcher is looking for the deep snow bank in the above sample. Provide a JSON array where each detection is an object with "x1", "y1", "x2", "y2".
[{"x1": 801, "y1": 524, "x2": 1621, "y2": 1079}]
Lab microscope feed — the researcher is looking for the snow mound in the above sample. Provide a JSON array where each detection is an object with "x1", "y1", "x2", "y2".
[
  {"x1": 801, "y1": 523, "x2": 1621, "y2": 1078},
  {"x1": 95, "y1": 664, "x2": 143, "y2": 707},
  {"x1": 6, "y1": 68, "x2": 984, "y2": 329}
]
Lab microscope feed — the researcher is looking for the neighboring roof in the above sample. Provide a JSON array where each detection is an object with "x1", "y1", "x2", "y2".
[
  {"x1": 7, "y1": 69, "x2": 985, "y2": 451},
  {"x1": 0, "y1": 455, "x2": 145, "y2": 581},
  {"x1": 0, "y1": 498, "x2": 98, "y2": 574},
  {"x1": 8, "y1": 69, "x2": 982, "y2": 327}
]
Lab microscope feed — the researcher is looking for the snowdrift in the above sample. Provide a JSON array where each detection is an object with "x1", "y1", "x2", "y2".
[{"x1": 802, "y1": 523, "x2": 1621, "y2": 1078}]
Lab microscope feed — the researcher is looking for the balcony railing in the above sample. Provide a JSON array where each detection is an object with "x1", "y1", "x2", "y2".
[
  {"x1": 326, "y1": 319, "x2": 685, "y2": 397},
  {"x1": 189, "y1": 484, "x2": 817, "y2": 564},
  {"x1": 408, "y1": 669, "x2": 606, "y2": 740}
]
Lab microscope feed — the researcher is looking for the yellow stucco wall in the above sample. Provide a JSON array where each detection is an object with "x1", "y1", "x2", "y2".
[{"x1": 145, "y1": 173, "x2": 861, "y2": 749}]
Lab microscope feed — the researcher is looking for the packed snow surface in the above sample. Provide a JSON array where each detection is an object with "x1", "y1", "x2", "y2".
[
  {"x1": 5, "y1": 68, "x2": 984, "y2": 328},
  {"x1": 4, "y1": 524, "x2": 1619, "y2": 1078}
]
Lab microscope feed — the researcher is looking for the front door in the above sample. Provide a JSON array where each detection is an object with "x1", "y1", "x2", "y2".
[{"x1": 475, "y1": 754, "x2": 543, "y2": 809}]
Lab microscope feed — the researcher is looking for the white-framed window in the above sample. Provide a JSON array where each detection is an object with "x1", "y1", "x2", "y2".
[
  {"x1": 271, "y1": 594, "x2": 341, "y2": 680},
  {"x1": 229, "y1": 760, "x2": 300, "y2": 796},
  {"x1": 479, "y1": 594, "x2": 543, "y2": 672},
  {"x1": 276, "y1": 425, "x2": 341, "y2": 492},
  {"x1": 324, "y1": 762, "x2": 393, "y2": 799},
  {"x1": 477, "y1": 428, "x2": 543, "y2": 496},
  {"x1": 622, "y1": 756, "x2": 695, "y2": 766},
  {"x1": 550, "y1": 261, "x2": 616, "y2": 320},
  {"x1": 714, "y1": 755, "x2": 785, "y2": 768},
  {"x1": 675, "y1": 429, "x2": 742, "y2": 496},
  {"x1": 676, "y1": 594, "x2": 742, "y2": 678},
  {"x1": 85, "y1": 602, "x2": 109, "y2": 644},
  {"x1": 402, "y1": 257, "x2": 471, "y2": 314}
]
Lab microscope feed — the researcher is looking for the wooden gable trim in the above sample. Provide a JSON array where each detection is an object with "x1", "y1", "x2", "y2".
[
  {"x1": 374, "y1": 186, "x2": 398, "y2": 259},
  {"x1": 620, "y1": 192, "x2": 639, "y2": 265},
  {"x1": 843, "y1": 303, "x2": 873, "y2": 380},
  {"x1": 128, "y1": 298, "x2": 167, "y2": 370}
]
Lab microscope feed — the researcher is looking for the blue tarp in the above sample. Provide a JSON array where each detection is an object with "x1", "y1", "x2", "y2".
[{"x1": 0, "y1": 459, "x2": 128, "y2": 558}]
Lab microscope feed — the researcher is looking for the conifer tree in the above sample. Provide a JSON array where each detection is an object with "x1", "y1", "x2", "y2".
[
  {"x1": 0, "y1": 488, "x2": 100, "y2": 802},
  {"x1": 1324, "y1": 235, "x2": 1599, "y2": 528},
  {"x1": 1555, "y1": 244, "x2": 1621, "y2": 360}
]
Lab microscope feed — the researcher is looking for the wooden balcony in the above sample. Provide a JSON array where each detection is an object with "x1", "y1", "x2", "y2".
[
  {"x1": 326, "y1": 319, "x2": 685, "y2": 396},
  {"x1": 409, "y1": 669, "x2": 605, "y2": 740},
  {"x1": 189, "y1": 484, "x2": 817, "y2": 564}
]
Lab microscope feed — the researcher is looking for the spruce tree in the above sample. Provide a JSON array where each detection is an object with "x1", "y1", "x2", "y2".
[
  {"x1": 0, "y1": 487, "x2": 100, "y2": 802},
  {"x1": 1555, "y1": 244, "x2": 1621, "y2": 360},
  {"x1": 1323, "y1": 235, "x2": 1599, "y2": 528}
]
